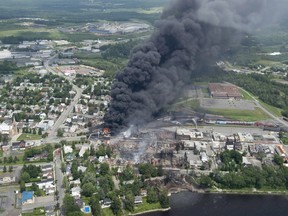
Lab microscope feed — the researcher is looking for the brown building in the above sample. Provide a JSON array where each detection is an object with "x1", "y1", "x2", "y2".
[{"x1": 208, "y1": 83, "x2": 242, "y2": 99}]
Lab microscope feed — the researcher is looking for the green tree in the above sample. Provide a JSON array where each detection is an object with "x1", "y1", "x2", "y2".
[
  {"x1": 147, "y1": 187, "x2": 158, "y2": 203},
  {"x1": 274, "y1": 154, "x2": 284, "y2": 166},
  {"x1": 100, "y1": 163, "x2": 110, "y2": 176},
  {"x1": 90, "y1": 194, "x2": 102, "y2": 216},
  {"x1": 3, "y1": 165, "x2": 7, "y2": 173},
  {"x1": 57, "y1": 129, "x2": 64, "y2": 137},
  {"x1": 81, "y1": 182, "x2": 96, "y2": 197},
  {"x1": 38, "y1": 128, "x2": 42, "y2": 135},
  {"x1": 199, "y1": 175, "x2": 213, "y2": 188},
  {"x1": 8, "y1": 156, "x2": 13, "y2": 163},
  {"x1": 159, "y1": 190, "x2": 170, "y2": 208},
  {"x1": 110, "y1": 196, "x2": 122, "y2": 216},
  {"x1": 20, "y1": 180, "x2": 26, "y2": 192},
  {"x1": 63, "y1": 194, "x2": 81, "y2": 216},
  {"x1": 20, "y1": 171, "x2": 30, "y2": 182},
  {"x1": 124, "y1": 192, "x2": 134, "y2": 212}
]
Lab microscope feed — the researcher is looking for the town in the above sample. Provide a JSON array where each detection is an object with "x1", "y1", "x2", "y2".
[
  {"x1": 2, "y1": 0, "x2": 288, "y2": 216},
  {"x1": 1, "y1": 36, "x2": 288, "y2": 215}
]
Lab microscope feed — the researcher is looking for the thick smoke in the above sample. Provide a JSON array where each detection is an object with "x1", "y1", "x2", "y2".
[{"x1": 104, "y1": 0, "x2": 287, "y2": 132}]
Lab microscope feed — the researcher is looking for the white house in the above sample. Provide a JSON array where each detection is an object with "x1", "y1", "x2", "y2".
[
  {"x1": 79, "y1": 144, "x2": 90, "y2": 157},
  {"x1": 71, "y1": 186, "x2": 81, "y2": 197},
  {"x1": 0, "y1": 123, "x2": 11, "y2": 135},
  {"x1": 64, "y1": 145, "x2": 73, "y2": 154},
  {"x1": 36, "y1": 179, "x2": 54, "y2": 190}
]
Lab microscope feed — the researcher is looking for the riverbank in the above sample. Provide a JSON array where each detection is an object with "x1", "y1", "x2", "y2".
[
  {"x1": 172, "y1": 183, "x2": 288, "y2": 196},
  {"x1": 129, "y1": 207, "x2": 171, "y2": 216}
]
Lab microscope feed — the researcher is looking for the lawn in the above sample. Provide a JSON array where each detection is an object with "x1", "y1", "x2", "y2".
[
  {"x1": 132, "y1": 198, "x2": 163, "y2": 214},
  {"x1": 102, "y1": 208, "x2": 114, "y2": 216},
  {"x1": 239, "y1": 89, "x2": 254, "y2": 100},
  {"x1": 17, "y1": 133, "x2": 42, "y2": 141},
  {"x1": 22, "y1": 207, "x2": 45, "y2": 216},
  {"x1": 206, "y1": 107, "x2": 270, "y2": 121}
]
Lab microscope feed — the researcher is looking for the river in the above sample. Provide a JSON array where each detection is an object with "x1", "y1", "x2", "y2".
[{"x1": 143, "y1": 191, "x2": 288, "y2": 216}]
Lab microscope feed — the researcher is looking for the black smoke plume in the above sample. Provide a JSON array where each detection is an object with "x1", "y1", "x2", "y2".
[{"x1": 104, "y1": 0, "x2": 286, "y2": 132}]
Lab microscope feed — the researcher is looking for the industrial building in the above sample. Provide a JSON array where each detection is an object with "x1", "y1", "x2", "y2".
[{"x1": 208, "y1": 83, "x2": 242, "y2": 99}]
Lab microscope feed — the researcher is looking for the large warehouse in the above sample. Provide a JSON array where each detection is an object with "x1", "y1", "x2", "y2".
[{"x1": 208, "y1": 83, "x2": 242, "y2": 99}]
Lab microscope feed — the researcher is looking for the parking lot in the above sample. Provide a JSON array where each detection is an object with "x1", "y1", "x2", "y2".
[
  {"x1": 201, "y1": 98, "x2": 256, "y2": 110},
  {"x1": 0, "y1": 186, "x2": 20, "y2": 216}
]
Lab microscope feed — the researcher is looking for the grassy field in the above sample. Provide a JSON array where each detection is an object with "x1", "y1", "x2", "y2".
[
  {"x1": 102, "y1": 208, "x2": 114, "y2": 216},
  {"x1": 17, "y1": 133, "x2": 42, "y2": 141},
  {"x1": 22, "y1": 207, "x2": 45, "y2": 216},
  {"x1": 132, "y1": 198, "x2": 162, "y2": 214},
  {"x1": 206, "y1": 107, "x2": 270, "y2": 121},
  {"x1": 259, "y1": 101, "x2": 283, "y2": 117},
  {"x1": 239, "y1": 89, "x2": 254, "y2": 100}
]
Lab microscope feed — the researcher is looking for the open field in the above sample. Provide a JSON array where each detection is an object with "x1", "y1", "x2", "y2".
[
  {"x1": 17, "y1": 133, "x2": 42, "y2": 141},
  {"x1": 206, "y1": 107, "x2": 270, "y2": 121}
]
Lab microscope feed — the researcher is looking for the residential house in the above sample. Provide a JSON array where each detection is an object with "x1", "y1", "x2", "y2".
[
  {"x1": 70, "y1": 179, "x2": 81, "y2": 187},
  {"x1": 71, "y1": 186, "x2": 81, "y2": 198},
  {"x1": 42, "y1": 170, "x2": 54, "y2": 180},
  {"x1": 12, "y1": 141, "x2": 26, "y2": 151},
  {"x1": 42, "y1": 164, "x2": 53, "y2": 172},
  {"x1": 79, "y1": 144, "x2": 90, "y2": 157},
  {"x1": 78, "y1": 166, "x2": 87, "y2": 173},
  {"x1": 64, "y1": 145, "x2": 73, "y2": 154},
  {"x1": 134, "y1": 196, "x2": 143, "y2": 205},
  {"x1": 36, "y1": 179, "x2": 54, "y2": 190}
]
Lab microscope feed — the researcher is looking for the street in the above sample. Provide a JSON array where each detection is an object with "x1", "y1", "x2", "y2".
[
  {"x1": 43, "y1": 55, "x2": 83, "y2": 139},
  {"x1": 54, "y1": 149, "x2": 65, "y2": 207}
]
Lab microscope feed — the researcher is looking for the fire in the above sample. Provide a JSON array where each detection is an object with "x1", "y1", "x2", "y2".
[{"x1": 103, "y1": 128, "x2": 110, "y2": 133}]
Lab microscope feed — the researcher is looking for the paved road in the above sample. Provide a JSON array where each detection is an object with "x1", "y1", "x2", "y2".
[
  {"x1": 43, "y1": 55, "x2": 83, "y2": 140},
  {"x1": 54, "y1": 149, "x2": 64, "y2": 207}
]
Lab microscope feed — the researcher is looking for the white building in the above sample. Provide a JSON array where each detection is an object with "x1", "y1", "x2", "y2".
[
  {"x1": 71, "y1": 186, "x2": 81, "y2": 197},
  {"x1": 0, "y1": 123, "x2": 11, "y2": 135},
  {"x1": 79, "y1": 144, "x2": 90, "y2": 157},
  {"x1": 37, "y1": 120, "x2": 54, "y2": 131},
  {"x1": 0, "y1": 173, "x2": 16, "y2": 184},
  {"x1": 64, "y1": 145, "x2": 73, "y2": 154}
]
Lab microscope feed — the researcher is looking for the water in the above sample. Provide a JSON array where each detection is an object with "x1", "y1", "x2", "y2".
[{"x1": 143, "y1": 192, "x2": 288, "y2": 216}]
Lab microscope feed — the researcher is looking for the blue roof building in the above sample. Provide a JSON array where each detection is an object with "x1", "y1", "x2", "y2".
[{"x1": 22, "y1": 191, "x2": 34, "y2": 204}]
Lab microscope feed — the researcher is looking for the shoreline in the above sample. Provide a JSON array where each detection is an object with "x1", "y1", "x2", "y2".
[
  {"x1": 129, "y1": 207, "x2": 171, "y2": 216},
  {"x1": 127, "y1": 186, "x2": 288, "y2": 216},
  {"x1": 170, "y1": 185, "x2": 288, "y2": 196}
]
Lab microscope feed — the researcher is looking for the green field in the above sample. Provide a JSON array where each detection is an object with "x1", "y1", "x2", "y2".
[
  {"x1": 259, "y1": 101, "x2": 283, "y2": 117},
  {"x1": 206, "y1": 107, "x2": 270, "y2": 121},
  {"x1": 17, "y1": 133, "x2": 42, "y2": 141}
]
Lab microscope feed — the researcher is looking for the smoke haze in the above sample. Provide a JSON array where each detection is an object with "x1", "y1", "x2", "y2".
[{"x1": 104, "y1": 0, "x2": 287, "y2": 132}]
